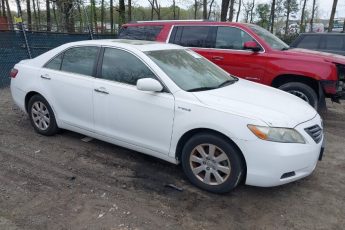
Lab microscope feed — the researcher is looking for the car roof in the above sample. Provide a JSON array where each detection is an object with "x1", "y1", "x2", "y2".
[
  {"x1": 299, "y1": 33, "x2": 345, "y2": 36},
  {"x1": 63, "y1": 39, "x2": 184, "y2": 52},
  {"x1": 123, "y1": 20, "x2": 250, "y2": 27}
]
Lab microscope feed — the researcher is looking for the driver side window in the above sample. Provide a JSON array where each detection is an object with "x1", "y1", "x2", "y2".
[
  {"x1": 215, "y1": 27, "x2": 256, "y2": 50},
  {"x1": 100, "y1": 48, "x2": 156, "y2": 85}
]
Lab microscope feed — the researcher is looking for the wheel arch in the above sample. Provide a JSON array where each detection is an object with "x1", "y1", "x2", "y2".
[
  {"x1": 25, "y1": 91, "x2": 42, "y2": 113},
  {"x1": 271, "y1": 74, "x2": 320, "y2": 96},
  {"x1": 175, "y1": 128, "x2": 247, "y2": 183}
]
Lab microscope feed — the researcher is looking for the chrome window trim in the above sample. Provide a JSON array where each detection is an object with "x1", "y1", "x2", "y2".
[{"x1": 165, "y1": 24, "x2": 266, "y2": 54}]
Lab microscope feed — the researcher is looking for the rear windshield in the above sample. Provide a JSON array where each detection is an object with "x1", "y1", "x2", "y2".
[{"x1": 118, "y1": 26, "x2": 163, "y2": 41}]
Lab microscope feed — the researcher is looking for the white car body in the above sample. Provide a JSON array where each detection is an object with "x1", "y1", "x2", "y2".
[{"x1": 10, "y1": 39, "x2": 324, "y2": 187}]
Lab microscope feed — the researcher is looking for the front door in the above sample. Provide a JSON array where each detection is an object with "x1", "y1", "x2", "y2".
[{"x1": 93, "y1": 47, "x2": 175, "y2": 155}]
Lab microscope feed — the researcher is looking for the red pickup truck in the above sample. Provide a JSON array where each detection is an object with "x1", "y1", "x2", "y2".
[{"x1": 119, "y1": 21, "x2": 345, "y2": 109}]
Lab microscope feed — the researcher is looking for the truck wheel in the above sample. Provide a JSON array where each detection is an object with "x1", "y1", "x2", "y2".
[{"x1": 279, "y1": 82, "x2": 318, "y2": 109}]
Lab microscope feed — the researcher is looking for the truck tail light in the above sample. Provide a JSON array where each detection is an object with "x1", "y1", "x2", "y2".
[{"x1": 9, "y1": 68, "x2": 18, "y2": 78}]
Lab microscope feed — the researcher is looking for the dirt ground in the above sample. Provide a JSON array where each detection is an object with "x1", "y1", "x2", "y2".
[{"x1": 0, "y1": 86, "x2": 344, "y2": 230}]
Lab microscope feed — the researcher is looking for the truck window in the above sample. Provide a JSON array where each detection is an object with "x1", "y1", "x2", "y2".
[
  {"x1": 118, "y1": 26, "x2": 163, "y2": 41},
  {"x1": 215, "y1": 26, "x2": 256, "y2": 50},
  {"x1": 296, "y1": 35, "x2": 320, "y2": 49},
  {"x1": 169, "y1": 26, "x2": 212, "y2": 48},
  {"x1": 324, "y1": 36, "x2": 344, "y2": 51}
]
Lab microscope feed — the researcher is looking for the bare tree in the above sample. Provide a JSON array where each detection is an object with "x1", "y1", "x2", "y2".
[
  {"x1": 220, "y1": 0, "x2": 230, "y2": 21},
  {"x1": 173, "y1": 0, "x2": 176, "y2": 19},
  {"x1": 52, "y1": 1, "x2": 58, "y2": 31},
  {"x1": 128, "y1": 0, "x2": 132, "y2": 21},
  {"x1": 207, "y1": 0, "x2": 215, "y2": 19},
  {"x1": 203, "y1": 0, "x2": 207, "y2": 19},
  {"x1": 36, "y1": 0, "x2": 41, "y2": 30},
  {"x1": 269, "y1": 0, "x2": 276, "y2": 33},
  {"x1": 250, "y1": 0, "x2": 255, "y2": 23},
  {"x1": 110, "y1": 0, "x2": 114, "y2": 33},
  {"x1": 5, "y1": 0, "x2": 13, "y2": 29},
  {"x1": 101, "y1": 0, "x2": 104, "y2": 32},
  {"x1": 236, "y1": 0, "x2": 241, "y2": 22},
  {"x1": 229, "y1": 0, "x2": 235, "y2": 21},
  {"x1": 46, "y1": 0, "x2": 51, "y2": 31},
  {"x1": 26, "y1": 0, "x2": 32, "y2": 30},
  {"x1": 310, "y1": 0, "x2": 316, "y2": 32},
  {"x1": 1, "y1": 0, "x2": 5, "y2": 17},
  {"x1": 328, "y1": 0, "x2": 338, "y2": 32},
  {"x1": 300, "y1": 0, "x2": 307, "y2": 32},
  {"x1": 91, "y1": 0, "x2": 97, "y2": 33},
  {"x1": 343, "y1": 18, "x2": 345, "y2": 32},
  {"x1": 243, "y1": 0, "x2": 254, "y2": 23},
  {"x1": 32, "y1": 0, "x2": 38, "y2": 30},
  {"x1": 119, "y1": 0, "x2": 126, "y2": 24},
  {"x1": 148, "y1": 0, "x2": 160, "y2": 20},
  {"x1": 56, "y1": 0, "x2": 75, "y2": 33}
]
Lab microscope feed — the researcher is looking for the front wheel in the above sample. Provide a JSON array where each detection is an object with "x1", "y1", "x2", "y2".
[
  {"x1": 181, "y1": 133, "x2": 244, "y2": 193},
  {"x1": 278, "y1": 82, "x2": 318, "y2": 109}
]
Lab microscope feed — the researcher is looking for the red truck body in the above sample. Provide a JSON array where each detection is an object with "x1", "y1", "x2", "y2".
[{"x1": 120, "y1": 21, "x2": 345, "y2": 108}]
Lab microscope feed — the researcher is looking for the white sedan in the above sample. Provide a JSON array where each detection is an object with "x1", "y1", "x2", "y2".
[{"x1": 10, "y1": 39, "x2": 324, "y2": 193}]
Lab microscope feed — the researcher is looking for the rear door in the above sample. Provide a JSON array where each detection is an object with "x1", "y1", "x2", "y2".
[{"x1": 39, "y1": 46, "x2": 100, "y2": 131}]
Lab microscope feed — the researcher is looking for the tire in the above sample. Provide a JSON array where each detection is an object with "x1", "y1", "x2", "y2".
[
  {"x1": 181, "y1": 133, "x2": 244, "y2": 193},
  {"x1": 28, "y1": 94, "x2": 59, "y2": 136},
  {"x1": 278, "y1": 82, "x2": 318, "y2": 109}
]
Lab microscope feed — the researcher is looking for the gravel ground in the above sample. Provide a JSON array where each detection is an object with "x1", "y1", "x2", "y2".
[{"x1": 0, "y1": 86, "x2": 344, "y2": 230}]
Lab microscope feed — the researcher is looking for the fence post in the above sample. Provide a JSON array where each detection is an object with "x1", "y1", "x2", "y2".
[{"x1": 15, "y1": 0, "x2": 32, "y2": 59}]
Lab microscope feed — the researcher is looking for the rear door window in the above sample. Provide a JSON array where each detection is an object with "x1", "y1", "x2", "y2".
[
  {"x1": 118, "y1": 26, "x2": 163, "y2": 41},
  {"x1": 61, "y1": 46, "x2": 99, "y2": 76},
  {"x1": 169, "y1": 26, "x2": 213, "y2": 48},
  {"x1": 215, "y1": 26, "x2": 257, "y2": 50},
  {"x1": 295, "y1": 35, "x2": 320, "y2": 49}
]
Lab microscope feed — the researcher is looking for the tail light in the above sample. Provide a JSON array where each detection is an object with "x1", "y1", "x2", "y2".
[{"x1": 9, "y1": 68, "x2": 18, "y2": 78}]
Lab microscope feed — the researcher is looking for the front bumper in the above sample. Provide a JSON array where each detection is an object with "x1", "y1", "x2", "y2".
[{"x1": 236, "y1": 115, "x2": 323, "y2": 187}]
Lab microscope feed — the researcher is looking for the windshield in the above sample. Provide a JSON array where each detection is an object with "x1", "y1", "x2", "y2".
[
  {"x1": 145, "y1": 49, "x2": 236, "y2": 92},
  {"x1": 248, "y1": 24, "x2": 289, "y2": 50}
]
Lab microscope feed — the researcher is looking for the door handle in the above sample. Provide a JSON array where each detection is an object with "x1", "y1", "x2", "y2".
[
  {"x1": 40, "y1": 74, "x2": 51, "y2": 80},
  {"x1": 94, "y1": 88, "x2": 109, "y2": 94},
  {"x1": 211, "y1": 56, "x2": 224, "y2": 61}
]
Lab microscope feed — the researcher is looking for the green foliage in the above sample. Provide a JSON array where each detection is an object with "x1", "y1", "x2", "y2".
[{"x1": 255, "y1": 3, "x2": 270, "y2": 29}]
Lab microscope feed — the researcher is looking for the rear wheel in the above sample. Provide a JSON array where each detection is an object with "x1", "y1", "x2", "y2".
[
  {"x1": 28, "y1": 94, "x2": 59, "y2": 136},
  {"x1": 278, "y1": 82, "x2": 318, "y2": 109},
  {"x1": 181, "y1": 133, "x2": 244, "y2": 193}
]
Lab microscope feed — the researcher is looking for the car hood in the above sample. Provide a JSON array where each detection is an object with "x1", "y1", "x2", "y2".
[
  {"x1": 287, "y1": 48, "x2": 345, "y2": 64},
  {"x1": 192, "y1": 79, "x2": 317, "y2": 128}
]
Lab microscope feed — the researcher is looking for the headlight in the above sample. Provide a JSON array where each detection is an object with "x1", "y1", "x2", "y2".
[{"x1": 247, "y1": 125, "x2": 305, "y2": 144}]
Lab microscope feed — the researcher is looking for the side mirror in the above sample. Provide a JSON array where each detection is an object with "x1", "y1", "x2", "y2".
[
  {"x1": 243, "y1": 41, "x2": 261, "y2": 52},
  {"x1": 136, "y1": 78, "x2": 163, "y2": 92}
]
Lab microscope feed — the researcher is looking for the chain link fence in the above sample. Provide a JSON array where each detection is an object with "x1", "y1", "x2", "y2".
[{"x1": 0, "y1": 30, "x2": 114, "y2": 88}]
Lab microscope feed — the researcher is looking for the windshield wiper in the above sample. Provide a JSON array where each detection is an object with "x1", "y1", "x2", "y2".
[
  {"x1": 281, "y1": 47, "x2": 290, "y2": 51},
  {"x1": 187, "y1": 87, "x2": 217, "y2": 92},
  {"x1": 217, "y1": 77, "x2": 239, "y2": 88}
]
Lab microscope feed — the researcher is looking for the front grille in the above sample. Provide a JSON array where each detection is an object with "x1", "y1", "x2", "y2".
[{"x1": 305, "y1": 125, "x2": 323, "y2": 143}]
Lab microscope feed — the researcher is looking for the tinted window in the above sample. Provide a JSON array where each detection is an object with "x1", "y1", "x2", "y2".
[
  {"x1": 118, "y1": 26, "x2": 163, "y2": 41},
  {"x1": 101, "y1": 48, "x2": 156, "y2": 85},
  {"x1": 296, "y1": 35, "x2": 320, "y2": 49},
  {"x1": 215, "y1": 27, "x2": 256, "y2": 50},
  {"x1": 171, "y1": 26, "x2": 212, "y2": 48},
  {"x1": 61, "y1": 46, "x2": 99, "y2": 76},
  {"x1": 45, "y1": 53, "x2": 63, "y2": 70},
  {"x1": 324, "y1": 36, "x2": 344, "y2": 50}
]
